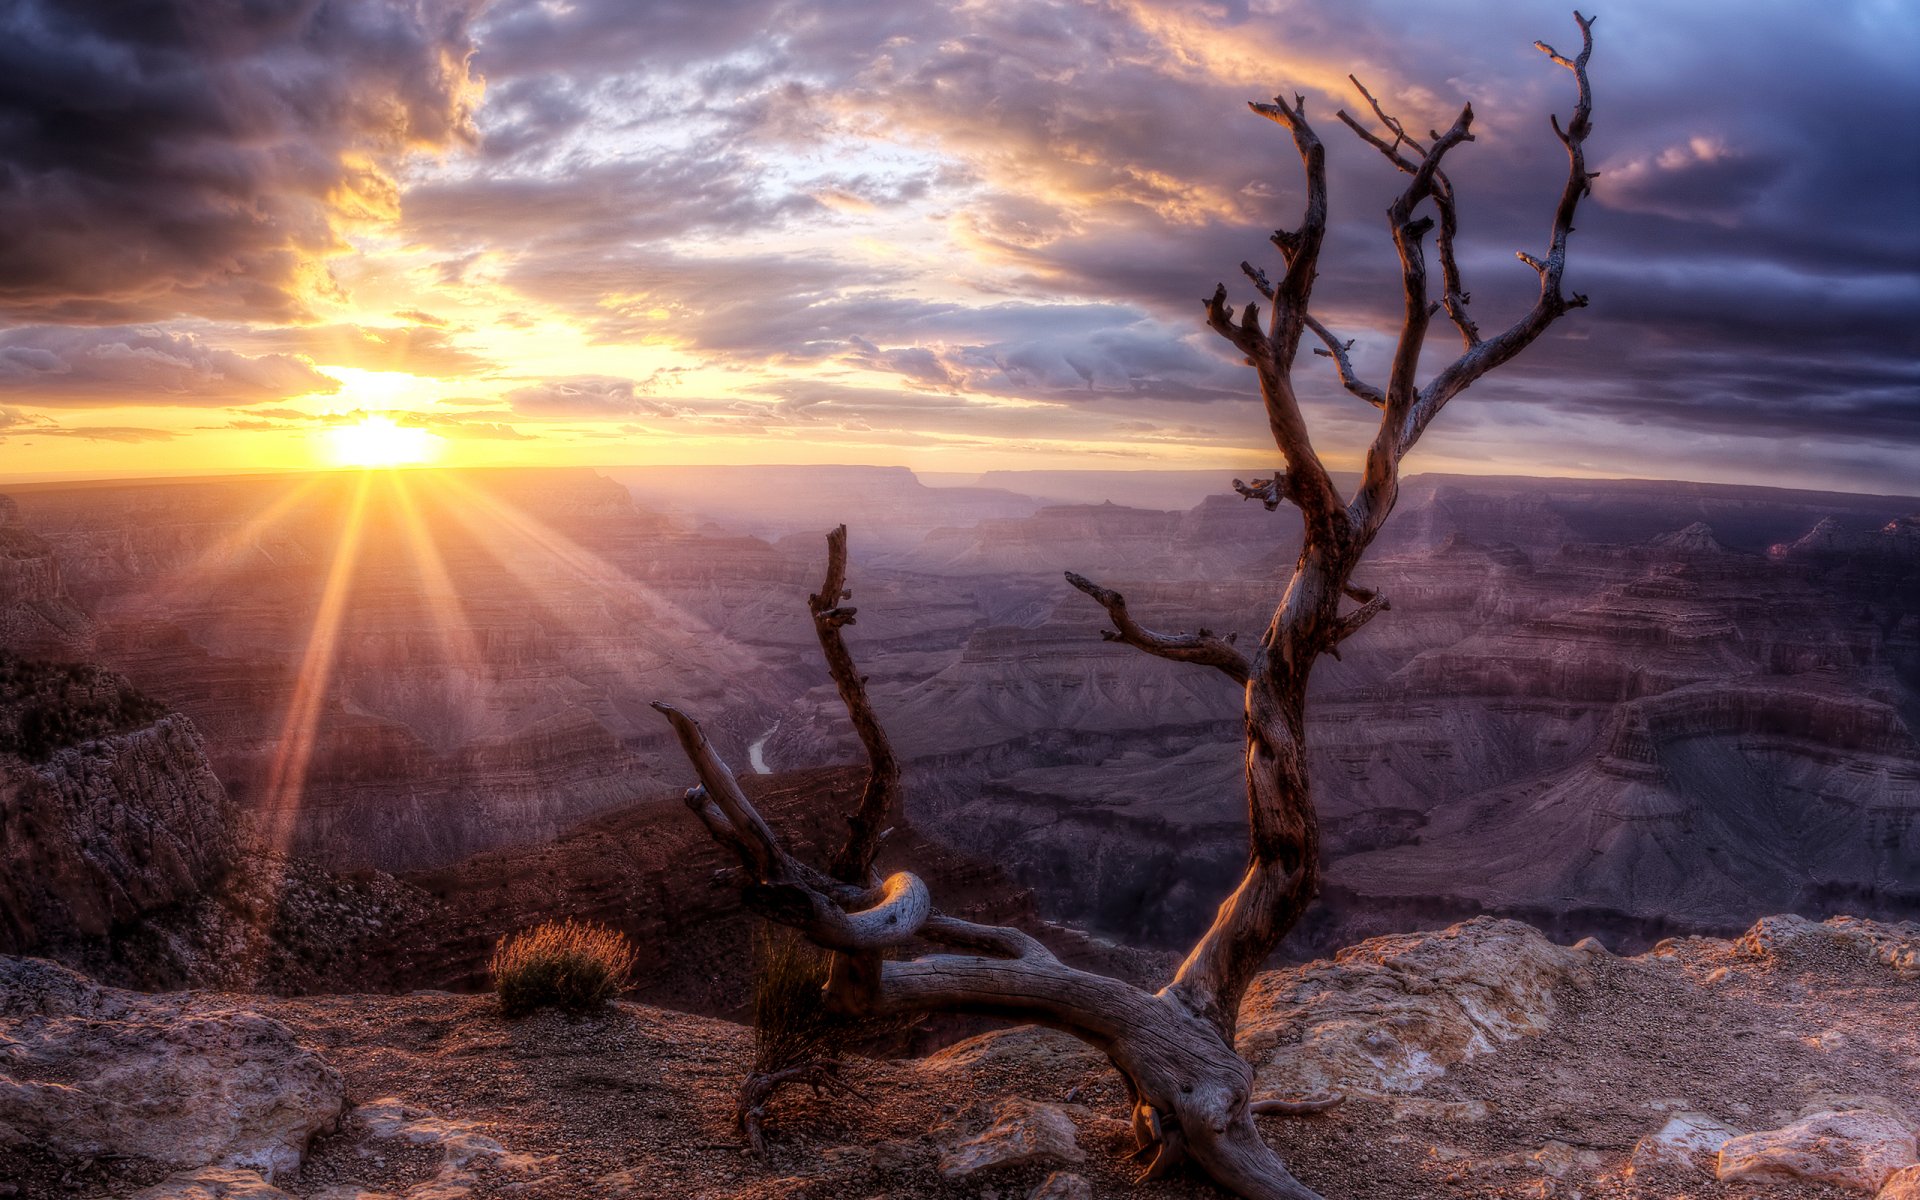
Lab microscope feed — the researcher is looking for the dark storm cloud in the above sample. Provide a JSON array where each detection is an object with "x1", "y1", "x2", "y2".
[
  {"x1": 0, "y1": 326, "x2": 338, "y2": 405},
  {"x1": 0, "y1": 0, "x2": 484, "y2": 324},
  {"x1": 9, "y1": 0, "x2": 1914, "y2": 488}
]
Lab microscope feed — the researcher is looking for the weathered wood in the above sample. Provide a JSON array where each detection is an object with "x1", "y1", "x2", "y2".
[
  {"x1": 808, "y1": 525, "x2": 901, "y2": 885},
  {"x1": 654, "y1": 16, "x2": 1598, "y2": 1197}
]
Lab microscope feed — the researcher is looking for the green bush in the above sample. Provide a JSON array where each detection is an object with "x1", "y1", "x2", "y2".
[{"x1": 489, "y1": 919, "x2": 637, "y2": 1018}]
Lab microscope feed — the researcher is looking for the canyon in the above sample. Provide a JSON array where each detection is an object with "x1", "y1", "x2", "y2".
[{"x1": 1, "y1": 465, "x2": 1915, "y2": 968}]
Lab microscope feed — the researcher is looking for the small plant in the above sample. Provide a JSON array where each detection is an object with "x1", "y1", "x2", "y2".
[
  {"x1": 489, "y1": 918, "x2": 636, "y2": 1018},
  {"x1": 736, "y1": 926, "x2": 910, "y2": 1153}
]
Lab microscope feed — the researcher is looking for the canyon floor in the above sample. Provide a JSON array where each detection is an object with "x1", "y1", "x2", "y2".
[{"x1": 6, "y1": 915, "x2": 1917, "y2": 1200}]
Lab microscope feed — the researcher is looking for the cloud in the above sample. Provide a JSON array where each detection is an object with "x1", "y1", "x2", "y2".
[
  {"x1": 1595, "y1": 137, "x2": 1785, "y2": 225},
  {"x1": 234, "y1": 324, "x2": 496, "y2": 377},
  {"x1": 0, "y1": 407, "x2": 176, "y2": 442},
  {"x1": 503, "y1": 375, "x2": 688, "y2": 420},
  {"x1": 0, "y1": 326, "x2": 339, "y2": 405},
  {"x1": 0, "y1": 0, "x2": 484, "y2": 323}
]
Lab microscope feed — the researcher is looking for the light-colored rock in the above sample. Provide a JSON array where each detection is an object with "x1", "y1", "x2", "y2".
[
  {"x1": 1028, "y1": 1172, "x2": 1094, "y2": 1200},
  {"x1": 938, "y1": 1098, "x2": 1086, "y2": 1180},
  {"x1": 350, "y1": 1097, "x2": 552, "y2": 1197},
  {"x1": 1880, "y1": 1164, "x2": 1920, "y2": 1200},
  {"x1": 1631, "y1": 1111, "x2": 1743, "y2": 1174},
  {"x1": 1239, "y1": 917, "x2": 1590, "y2": 1095},
  {"x1": 1717, "y1": 1108, "x2": 1918, "y2": 1192},
  {"x1": 127, "y1": 1167, "x2": 295, "y2": 1200},
  {"x1": 0, "y1": 957, "x2": 345, "y2": 1181}
]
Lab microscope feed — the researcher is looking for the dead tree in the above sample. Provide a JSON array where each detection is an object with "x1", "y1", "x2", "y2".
[{"x1": 655, "y1": 15, "x2": 1596, "y2": 1198}]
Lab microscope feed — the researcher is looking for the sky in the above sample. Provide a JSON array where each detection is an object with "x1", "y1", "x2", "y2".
[{"x1": 0, "y1": 0, "x2": 1915, "y2": 492}]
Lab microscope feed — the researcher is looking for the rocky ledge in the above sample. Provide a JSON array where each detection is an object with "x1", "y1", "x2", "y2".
[{"x1": 1, "y1": 913, "x2": 1915, "y2": 1200}]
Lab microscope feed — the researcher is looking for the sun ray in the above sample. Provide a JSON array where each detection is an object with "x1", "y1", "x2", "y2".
[
  {"x1": 423, "y1": 473, "x2": 727, "y2": 698},
  {"x1": 387, "y1": 472, "x2": 493, "y2": 743},
  {"x1": 257, "y1": 470, "x2": 374, "y2": 855},
  {"x1": 116, "y1": 475, "x2": 325, "y2": 616}
]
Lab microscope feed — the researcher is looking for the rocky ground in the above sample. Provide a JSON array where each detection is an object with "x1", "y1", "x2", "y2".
[{"x1": 3, "y1": 914, "x2": 1915, "y2": 1200}]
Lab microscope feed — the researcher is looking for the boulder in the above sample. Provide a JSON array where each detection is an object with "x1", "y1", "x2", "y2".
[
  {"x1": 0, "y1": 957, "x2": 344, "y2": 1181},
  {"x1": 1028, "y1": 1172, "x2": 1094, "y2": 1200},
  {"x1": 1631, "y1": 1111, "x2": 1743, "y2": 1175},
  {"x1": 1717, "y1": 1108, "x2": 1918, "y2": 1192},
  {"x1": 1238, "y1": 917, "x2": 1592, "y2": 1095},
  {"x1": 938, "y1": 1098, "x2": 1086, "y2": 1181},
  {"x1": 1880, "y1": 1165, "x2": 1920, "y2": 1200}
]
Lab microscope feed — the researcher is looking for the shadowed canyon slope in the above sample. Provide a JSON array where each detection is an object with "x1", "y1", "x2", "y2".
[{"x1": 4, "y1": 466, "x2": 1916, "y2": 955}]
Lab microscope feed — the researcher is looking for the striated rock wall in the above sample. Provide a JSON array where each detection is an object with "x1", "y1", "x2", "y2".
[{"x1": 0, "y1": 712, "x2": 234, "y2": 953}]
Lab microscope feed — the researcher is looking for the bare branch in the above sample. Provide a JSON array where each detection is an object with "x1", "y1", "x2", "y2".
[
  {"x1": 1205, "y1": 282, "x2": 1269, "y2": 364},
  {"x1": 1239, "y1": 260, "x2": 1275, "y2": 300},
  {"x1": 1303, "y1": 315, "x2": 1385, "y2": 408},
  {"x1": 1240, "y1": 94, "x2": 1348, "y2": 530},
  {"x1": 1065, "y1": 571, "x2": 1251, "y2": 685},
  {"x1": 1323, "y1": 591, "x2": 1391, "y2": 661},
  {"x1": 807, "y1": 526, "x2": 901, "y2": 884},
  {"x1": 1232, "y1": 474, "x2": 1287, "y2": 511},
  {"x1": 1385, "y1": 11, "x2": 1597, "y2": 480},
  {"x1": 1338, "y1": 79, "x2": 1480, "y2": 350}
]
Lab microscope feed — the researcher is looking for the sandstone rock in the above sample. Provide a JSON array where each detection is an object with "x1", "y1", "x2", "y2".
[
  {"x1": 938, "y1": 1099, "x2": 1086, "y2": 1180},
  {"x1": 1631, "y1": 1111, "x2": 1743, "y2": 1174},
  {"x1": 1880, "y1": 1164, "x2": 1920, "y2": 1200},
  {"x1": 1239, "y1": 917, "x2": 1589, "y2": 1095},
  {"x1": 126, "y1": 1167, "x2": 294, "y2": 1199},
  {"x1": 1028, "y1": 1172, "x2": 1094, "y2": 1200},
  {"x1": 0, "y1": 957, "x2": 344, "y2": 1180},
  {"x1": 1717, "y1": 1108, "x2": 1918, "y2": 1192}
]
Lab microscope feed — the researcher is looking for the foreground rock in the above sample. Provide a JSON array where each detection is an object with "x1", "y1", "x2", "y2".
[
  {"x1": 0, "y1": 957, "x2": 344, "y2": 1184},
  {"x1": 7, "y1": 913, "x2": 1919, "y2": 1198},
  {"x1": 938, "y1": 1098, "x2": 1086, "y2": 1180},
  {"x1": 1238, "y1": 917, "x2": 1593, "y2": 1095},
  {"x1": 1717, "y1": 1108, "x2": 1918, "y2": 1192}
]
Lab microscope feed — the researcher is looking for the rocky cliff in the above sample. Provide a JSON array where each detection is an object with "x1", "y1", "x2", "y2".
[{"x1": 0, "y1": 659, "x2": 231, "y2": 955}]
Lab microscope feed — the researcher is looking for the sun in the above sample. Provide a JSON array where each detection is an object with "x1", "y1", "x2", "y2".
[{"x1": 325, "y1": 415, "x2": 441, "y2": 468}]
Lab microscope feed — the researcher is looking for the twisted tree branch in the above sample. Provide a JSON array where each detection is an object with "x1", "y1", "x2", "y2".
[
  {"x1": 1065, "y1": 570, "x2": 1251, "y2": 684},
  {"x1": 807, "y1": 525, "x2": 901, "y2": 884}
]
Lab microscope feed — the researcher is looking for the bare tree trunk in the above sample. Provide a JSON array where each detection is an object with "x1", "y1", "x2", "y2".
[{"x1": 652, "y1": 15, "x2": 1597, "y2": 1197}]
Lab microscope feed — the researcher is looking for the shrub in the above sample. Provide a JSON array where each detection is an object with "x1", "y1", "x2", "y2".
[
  {"x1": 749, "y1": 925, "x2": 844, "y2": 1076},
  {"x1": 489, "y1": 919, "x2": 636, "y2": 1018}
]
